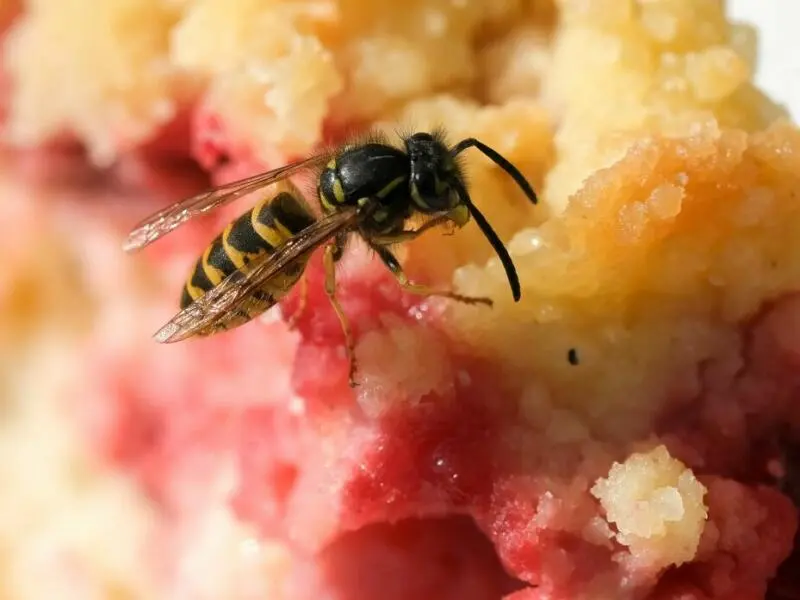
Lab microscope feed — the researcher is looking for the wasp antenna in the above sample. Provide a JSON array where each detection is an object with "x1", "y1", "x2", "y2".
[
  {"x1": 450, "y1": 138, "x2": 538, "y2": 205},
  {"x1": 453, "y1": 180, "x2": 521, "y2": 302}
]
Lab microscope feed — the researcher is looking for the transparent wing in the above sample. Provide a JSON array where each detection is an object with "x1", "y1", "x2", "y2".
[
  {"x1": 123, "y1": 153, "x2": 332, "y2": 252},
  {"x1": 153, "y1": 206, "x2": 359, "y2": 343}
]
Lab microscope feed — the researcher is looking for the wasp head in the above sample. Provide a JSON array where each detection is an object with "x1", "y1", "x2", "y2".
[{"x1": 405, "y1": 132, "x2": 462, "y2": 215}]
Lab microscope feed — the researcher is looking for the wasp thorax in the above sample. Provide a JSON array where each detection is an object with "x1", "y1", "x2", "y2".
[{"x1": 406, "y1": 132, "x2": 455, "y2": 212}]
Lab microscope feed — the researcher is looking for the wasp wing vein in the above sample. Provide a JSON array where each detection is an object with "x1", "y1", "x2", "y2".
[{"x1": 124, "y1": 153, "x2": 331, "y2": 252}]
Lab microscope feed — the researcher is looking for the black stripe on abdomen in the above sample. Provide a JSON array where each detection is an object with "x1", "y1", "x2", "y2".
[
  {"x1": 205, "y1": 236, "x2": 238, "y2": 278},
  {"x1": 189, "y1": 253, "x2": 215, "y2": 293},
  {"x1": 227, "y1": 210, "x2": 275, "y2": 255},
  {"x1": 262, "y1": 192, "x2": 317, "y2": 233},
  {"x1": 180, "y1": 286, "x2": 194, "y2": 309}
]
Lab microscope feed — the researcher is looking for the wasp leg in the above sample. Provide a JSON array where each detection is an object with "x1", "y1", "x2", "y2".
[
  {"x1": 370, "y1": 213, "x2": 451, "y2": 245},
  {"x1": 323, "y1": 242, "x2": 358, "y2": 387},
  {"x1": 370, "y1": 243, "x2": 493, "y2": 307},
  {"x1": 284, "y1": 274, "x2": 308, "y2": 330}
]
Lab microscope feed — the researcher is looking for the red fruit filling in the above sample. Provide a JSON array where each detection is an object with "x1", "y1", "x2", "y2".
[{"x1": 75, "y1": 239, "x2": 800, "y2": 598}]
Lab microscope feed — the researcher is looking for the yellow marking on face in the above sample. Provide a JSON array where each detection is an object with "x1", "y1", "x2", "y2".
[
  {"x1": 411, "y1": 182, "x2": 429, "y2": 209},
  {"x1": 326, "y1": 158, "x2": 337, "y2": 170}
]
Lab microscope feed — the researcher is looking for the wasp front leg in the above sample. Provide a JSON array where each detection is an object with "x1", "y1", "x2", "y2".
[
  {"x1": 370, "y1": 243, "x2": 493, "y2": 307},
  {"x1": 369, "y1": 213, "x2": 453, "y2": 246},
  {"x1": 323, "y1": 239, "x2": 358, "y2": 387}
]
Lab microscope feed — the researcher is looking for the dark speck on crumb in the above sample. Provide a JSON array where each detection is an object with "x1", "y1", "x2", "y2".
[{"x1": 568, "y1": 348, "x2": 579, "y2": 366}]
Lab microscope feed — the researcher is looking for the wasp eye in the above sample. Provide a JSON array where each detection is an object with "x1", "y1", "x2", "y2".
[
  {"x1": 406, "y1": 133, "x2": 454, "y2": 212},
  {"x1": 411, "y1": 169, "x2": 451, "y2": 211}
]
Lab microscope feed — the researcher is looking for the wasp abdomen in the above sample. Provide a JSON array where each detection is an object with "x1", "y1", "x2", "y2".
[{"x1": 180, "y1": 191, "x2": 316, "y2": 334}]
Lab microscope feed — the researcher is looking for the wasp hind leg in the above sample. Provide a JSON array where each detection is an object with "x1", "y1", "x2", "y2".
[
  {"x1": 284, "y1": 274, "x2": 308, "y2": 330},
  {"x1": 323, "y1": 241, "x2": 358, "y2": 387},
  {"x1": 370, "y1": 244, "x2": 493, "y2": 307}
]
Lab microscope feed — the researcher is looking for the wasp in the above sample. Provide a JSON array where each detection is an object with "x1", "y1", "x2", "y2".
[{"x1": 123, "y1": 129, "x2": 538, "y2": 386}]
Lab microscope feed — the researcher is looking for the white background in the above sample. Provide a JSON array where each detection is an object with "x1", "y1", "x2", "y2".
[{"x1": 729, "y1": 0, "x2": 800, "y2": 121}]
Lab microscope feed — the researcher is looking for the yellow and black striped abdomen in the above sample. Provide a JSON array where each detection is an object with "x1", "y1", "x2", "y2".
[{"x1": 180, "y1": 190, "x2": 317, "y2": 335}]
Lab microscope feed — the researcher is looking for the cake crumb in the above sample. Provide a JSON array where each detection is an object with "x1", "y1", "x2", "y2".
[
  {"x1": 355, "y1": 315, "x2": 454, "y2": 417},
  {"x1": 591, "y1": 445, "x2": 708, "y2": 571}
]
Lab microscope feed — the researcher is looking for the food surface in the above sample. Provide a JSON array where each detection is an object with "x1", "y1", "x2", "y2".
[{"x1": 1, "y1": 1, "x2": 800, "y2": 599}]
